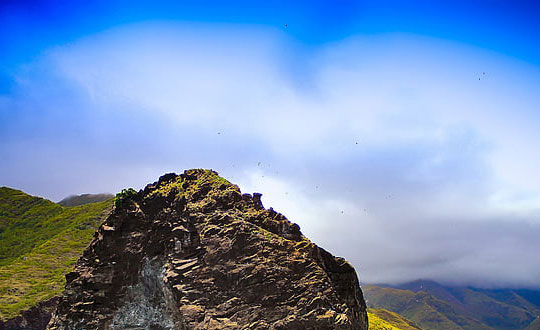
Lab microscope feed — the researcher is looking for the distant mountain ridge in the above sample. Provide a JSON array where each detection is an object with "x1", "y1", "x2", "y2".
[
  {"x1": 58, "y1": 193, "x2": 114, "y2": 207},
  {"x1": 364, "y1": 280, "x2": 540, "y2": 330}
]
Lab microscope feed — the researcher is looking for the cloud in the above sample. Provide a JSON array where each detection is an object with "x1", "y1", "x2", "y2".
[{"x1": 2, "y1": 23, "x2": 540, "y2": 288}]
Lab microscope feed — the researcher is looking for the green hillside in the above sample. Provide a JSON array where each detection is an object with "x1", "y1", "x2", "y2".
[
  {"x1": 368, "y1": 308, "x2": 424, "y2": 330},
  {"x1": 365, "y1": 281, "x2": 540, "y2": 330},
  {"x1": 364, "y1": 285, "x2": 488, "y2": 330},
  {"x1": 399, "y1": 280, "x2": 540, "y2": 330},
  {"x1": 0, "y1": 187, "x2": 112, "y2": 320},
  {"x1": 0, "y1": 187, "x2": 64, "y2": 266}
]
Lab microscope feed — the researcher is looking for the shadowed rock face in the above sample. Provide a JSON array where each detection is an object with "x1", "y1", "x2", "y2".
[
  {"x1": 48, "y1": 169, "x2": 368, "y2": 330},
  {"x1": 0, "y1": 297, "x2": 58, "y2": 330}
]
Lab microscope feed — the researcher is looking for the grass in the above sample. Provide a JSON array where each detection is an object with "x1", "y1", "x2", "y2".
[
  {"x1": 0, "y1": 187, "x2": 112, "y2": 320},
  {"x1": 368, "y1": 308, "x2": 423, "y2": 330},
  {"x1": 0, "y1": 187, "x2": 64, "y2": 266}
]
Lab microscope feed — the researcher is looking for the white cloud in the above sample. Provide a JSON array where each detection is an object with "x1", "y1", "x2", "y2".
[{"x1": 2, "y1": 23, "x2": 540, "y2": 287}]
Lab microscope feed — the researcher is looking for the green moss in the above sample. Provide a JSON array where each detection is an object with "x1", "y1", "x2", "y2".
[
  {"x1": 148, "y1": 170, "x2": 235, "y2": 201},
  {"x1": 194, "y1": 169, "x2": 233, "y2": 188},
  {"x1": 0, "y1": 188, "x2": 112, "y2": 320},
  {"x1": 150, "y1": 178, "x2": 184, "y2": 198}
]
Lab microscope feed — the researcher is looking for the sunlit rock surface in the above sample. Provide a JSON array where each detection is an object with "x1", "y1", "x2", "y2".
[{"x1": 48, "y1": 169, "x2": 368, "y2": 330}]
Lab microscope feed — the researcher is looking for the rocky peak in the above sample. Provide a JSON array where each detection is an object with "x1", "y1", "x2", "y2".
[{"x1": 48, "y1": 169, "x2": 368, "y2": 329}]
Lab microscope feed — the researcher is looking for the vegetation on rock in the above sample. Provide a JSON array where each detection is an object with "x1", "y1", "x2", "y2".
[
  {"x1": 49, "y1": 169, "x2": 369, "y2": 329},
  {"x1": 114, "y1": 188, "x2": 137, "y2": 208}
]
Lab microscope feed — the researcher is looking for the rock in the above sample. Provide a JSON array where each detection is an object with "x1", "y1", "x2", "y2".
[
  {"x1": 48, "y1": 169, "x2": 368, "y2": 329},
  {"x1": 0, "y1": 297, "x2": 59, "y2": 330}
]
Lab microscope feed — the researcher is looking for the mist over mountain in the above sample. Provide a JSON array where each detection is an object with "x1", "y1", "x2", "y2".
[
  {"x1": 364, "y1": 279, "x2": 540, "y2": 330},
  {"x1": 58, "y1": 193, "x2": 114, "y2": 207},
  {"x1": 1, "y1": 1, "x2": 540, "y2": 329}
]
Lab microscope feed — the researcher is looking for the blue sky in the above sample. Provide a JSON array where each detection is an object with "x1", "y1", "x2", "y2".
[
  {"x1": 2, "y1": 0, "x2": 540, "y2": 70},
  {"x1": 2, "y1": 0, "x2": 540, "y2": 287}
]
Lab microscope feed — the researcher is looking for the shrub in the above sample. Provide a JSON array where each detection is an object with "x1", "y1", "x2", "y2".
[{"x1": 114, "y1": 188, "x2": 137, "y2": 208}]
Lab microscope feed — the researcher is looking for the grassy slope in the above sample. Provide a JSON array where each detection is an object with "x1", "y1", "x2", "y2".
[
  {"x1": 0, "y1": 187, "x2": 64, "y2": 266},
  {"x1": 397, "y1": 280, "x2": 540, "y2": 330},
  {"x1": 368, "y1": 308, "x2": 423, "y2": 330},
  {"x1": 364, "y1": 285, "x2": 492, "y2": 330},
  {"x1": 447, "y1": 287, "x2": 537, "y2": 329},
  {"x1": 0, "y1": 187, "x2": 112, "y2": 320}
]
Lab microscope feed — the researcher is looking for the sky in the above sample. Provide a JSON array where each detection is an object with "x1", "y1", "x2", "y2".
[{"x1": 2, "y1": 0, "x2": 540, "y2": 288}]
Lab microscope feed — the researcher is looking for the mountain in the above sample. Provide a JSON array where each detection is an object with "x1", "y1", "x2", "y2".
[
  {"x1": 58, "y1": 193, "x2": 114, "y2": 207},
  {"x1": 364, "y1": 280, "x2": 540, "y2": 330},
  {"x1": 0, "y1": 187, "x2": 113, "y2": 326},
  {"x1": 48, "y1": 169, "x2": 368, "y2": 329}
]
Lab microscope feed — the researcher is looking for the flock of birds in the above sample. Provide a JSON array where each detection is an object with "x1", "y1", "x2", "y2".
[{"x1": 214, "y1": 43, "x2": 488, "y2": 218}]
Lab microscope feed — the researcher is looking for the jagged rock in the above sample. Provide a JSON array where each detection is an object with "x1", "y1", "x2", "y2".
[
  {"x1": 0, "y1": 297, "x2": 59, "y2": 330},
  {"x1": 48, "y1": 169, "x2": 368, "y2": 329}
]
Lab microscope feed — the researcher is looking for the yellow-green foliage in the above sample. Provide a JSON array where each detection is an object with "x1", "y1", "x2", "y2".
[
  {"x1": 149, "y1": 178, "x2": 184, "y2": 198},
  {"x1": 368, "y1": 311, "x2": 406, "y2": 330},
  {"x1": 153, "y1": 170, "x2": 242, "y2": 213},
  {"x1": 150, "y1": 169, "x2": 235, "y2": 199},
  {"x1": 185, "y1": 169, "x2": 236, "y2": 196},
  {"x1": 0, "y1": 188, "x2": 112, "y2": 320},
  {"x1": 368, "y1": 308, "x2": 423, "y2": 330}
]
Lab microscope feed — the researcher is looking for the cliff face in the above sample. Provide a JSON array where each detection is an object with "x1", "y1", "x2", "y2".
[{"x1": 48, "y1": 169, "x2": 368, "y2": 330}]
